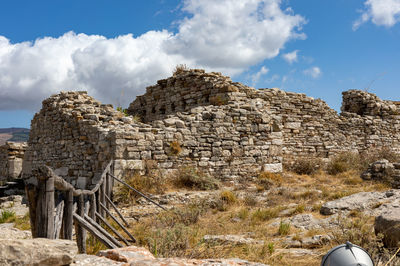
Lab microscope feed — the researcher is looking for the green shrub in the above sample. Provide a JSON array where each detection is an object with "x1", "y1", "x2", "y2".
[
  {"x1": 173, "y1": 166, "x2": 219, "y2": 190},
  {"x1": 116, "y1": 106, "x2": 129, "y2": 117}
]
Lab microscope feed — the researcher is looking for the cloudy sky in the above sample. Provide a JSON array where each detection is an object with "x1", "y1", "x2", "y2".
[{"x1": 0, "y1": 0, "x2": 399, "y2": 128}]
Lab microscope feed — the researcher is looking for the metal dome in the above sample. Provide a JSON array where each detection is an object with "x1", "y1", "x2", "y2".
[{"x1": 321, "y1": 241, "x2": 374, "y2": 266}]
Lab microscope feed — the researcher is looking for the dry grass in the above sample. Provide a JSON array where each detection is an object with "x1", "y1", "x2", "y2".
[
  {"x1": 169, "y1": 141, "x2": 182, "y2": 155},
  {"x1": 114, "y1": 170, "x2": 166, "y2": 203},
  {"x1": 173, "y1": 64, "x2": 189, "y2": 75},
  {"x1": 105, "y1": 154, "x2": 397, "y2": 265},
  {"x1": 172, "y1": 166, "x2": 219, "y2": 191}
]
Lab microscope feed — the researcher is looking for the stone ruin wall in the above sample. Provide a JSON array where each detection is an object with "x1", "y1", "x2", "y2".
[
  {"x1": 22, "y1": 69, "x2": 400, "y2": 189},
  {"x1": 129, "y1": 70, "x2": 400, "y2": 159},
  {"x1": 128, "y1": 69, "x2": 254, "y2": 123},
  {"x1": 0, "y1": 142, "x2": 26, "y2": 181},
  {"x1": 251, "y1": 89, "x2": 400, "y2": 159},
  {"x1": 23, "y1": 85, "x2": 282, "y2": 189}
]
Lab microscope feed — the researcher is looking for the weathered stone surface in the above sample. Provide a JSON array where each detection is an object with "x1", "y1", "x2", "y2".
[
  {"x1": 99, "y1": 245, "x2": 269, "y2": 266},
  {"x1": 0, "y1": 223, "x2": 31, "y2": 239},
  {"x1": 20, "y1": 69, "x2": 400, "y2": 188},
  {"x1": 72, "y1": 254, "x2": 123, "y2": 265},
  {"x1": 203, "y1": 234, "x2": 265, "y2": 245},
  {"x1": 320, "y1": 189, "x2": 400, "y2": 216},
  {"x1": 282, "y1": 234, "x2": 331, "y2": 249},
  {"x1": 278, "y1": 214, "x2": 324, "y2": 230},
  {"x1": 375, "y1": 208, "x2": 400, "y2": 248},
  {"x1": 128, "y1": 258, "x2": 269, "y2": 266},
  {"x1": 0, "y1": 238, "x2": 78, "y2": 266},
  {"x1": 263, "y1": 163, "x2": 282, "y2": 173},
  {"x1": 0, "y1": 142, "x2": 26, "y2": 181},
  {"x1": 275, "y1": 248, "x2": 319, "y2": 257},
  {"x1": 98, "y1": 246, "x2": 155, "y2": 262}
]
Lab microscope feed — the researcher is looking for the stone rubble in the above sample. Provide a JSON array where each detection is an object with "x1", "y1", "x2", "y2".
[{"x1": 361, "y1": 159, "x2": 400, "y2": 188}]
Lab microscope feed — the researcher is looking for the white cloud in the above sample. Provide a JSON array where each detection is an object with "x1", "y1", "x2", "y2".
[
  {"x1": 251, "y1": 66, "x2": 269, "y2": 86},
  {"x1": 303, "y1": 66, "x2": 321, "y2": 78},
  {"x1": 0, "y1": 0, "x2": 305, "y2": 110},
  {"x1": 282, "y1": 50, "x2": 299, "y2": 64},
  {"x1": 353, "y1": 0, "x2": 400, "y2": 30}
]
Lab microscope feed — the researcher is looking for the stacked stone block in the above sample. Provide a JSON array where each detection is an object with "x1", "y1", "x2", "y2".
[
  {"x1": 0, "y1": 142, "x2": 27, "y2": 181},
  {"x1": 23, "y1": 69, "x2": 400, "y2": 189}
]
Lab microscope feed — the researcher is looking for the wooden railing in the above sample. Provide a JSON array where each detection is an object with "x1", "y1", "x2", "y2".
[{"x1": 25, "y1": 160, "x2": 144, "y2": 253}]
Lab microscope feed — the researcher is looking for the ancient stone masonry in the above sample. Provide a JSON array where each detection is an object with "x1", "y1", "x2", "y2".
[
  {"x1": 23, "y1": 76, "x2": 282, "y2": 188},
  {"x1": 0, "y1": 142, "x2": 26, "y2": 181},
  {"x1": 128, "y1": 69, "x2": 254, "y2": 122},
  {"x1": 23, "y1": 69, "x2": 400, "y2": 188},
  {"x1": 129, "y1": 70, "x2": 400, "y2": 159}
]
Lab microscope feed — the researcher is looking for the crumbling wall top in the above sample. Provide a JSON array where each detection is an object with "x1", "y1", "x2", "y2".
[
  {"x1": 341, "y1": 90, "x2": 400, "y2": 117},
  {"x1": 127, "y1": 69, "x2": 255, "y2": 122}
]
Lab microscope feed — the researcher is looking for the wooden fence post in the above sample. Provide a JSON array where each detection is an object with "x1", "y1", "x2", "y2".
[
  {"x1": 45, "y1": 175, "x2": 55, "y2": 239},
  {"x1": 63, "y1": 189, "x2": 73, "y2": 240},
  {"x1": 100, "y1": 181, "x2": 106, "y2": 218},
  {"x1": 25, "y1": 184, "x2": 38, "y2": 238},
  {"x1": 89, "y1": 193, "x2": 96, "y2": 221},
  {"x1": 76, "y1": 194, "x2": 87, "y2": 253}
]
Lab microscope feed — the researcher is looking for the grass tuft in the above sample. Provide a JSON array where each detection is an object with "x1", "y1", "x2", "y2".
[
  {"x1": 278, "y1": 221, "x2": 290, "y2": 236},
  {"x1": 0, "y1": 209, "x2": 16, "y2": 223},
  {"x1": 172, "y1": 166, "x2": 219, "y2": 191}
]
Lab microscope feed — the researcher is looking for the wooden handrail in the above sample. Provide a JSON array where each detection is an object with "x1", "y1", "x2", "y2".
[
  {"x1": 108, "y1": 173, "x2": 166, "y2": 210},
  {"x1": 28, "y1": 160, "x2": 135, "y2": 253}
]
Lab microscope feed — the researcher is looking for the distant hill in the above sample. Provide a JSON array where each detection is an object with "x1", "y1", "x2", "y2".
[{"x1": 0, "y1": 128, "x2": 30, "y2": 145}]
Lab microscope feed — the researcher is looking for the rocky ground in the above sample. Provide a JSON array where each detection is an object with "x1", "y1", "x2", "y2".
[
  {"x1": 1, "y1": 169, "x2": 399, "y2": 265},
  {"x1": 116, "y1": 170, "x2": 400, "y2": 266}
]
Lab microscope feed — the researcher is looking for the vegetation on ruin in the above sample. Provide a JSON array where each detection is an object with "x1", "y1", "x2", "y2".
[
  {"x1": 173, "y1": 64, "x2": 189, "y2": 75},
  {"x1": 169, "y1": 140, "x2": 182, "y2": 155}
]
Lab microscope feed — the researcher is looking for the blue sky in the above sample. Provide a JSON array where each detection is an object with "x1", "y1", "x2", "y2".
[{"x1": 0, "y1": 0, "x2": 399, "y2": 128}]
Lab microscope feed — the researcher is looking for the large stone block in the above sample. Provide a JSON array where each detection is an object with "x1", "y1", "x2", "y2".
[
  {"x1": 375, "y1": 208, "x2": 400, "y2": 248},
  {"x1": 263, "y1": 163, "x2": 282, "y2": 173},
  {"x1": 0, "y1": 238, "x2": 78, "y2": 266}
]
